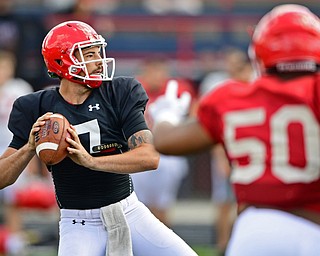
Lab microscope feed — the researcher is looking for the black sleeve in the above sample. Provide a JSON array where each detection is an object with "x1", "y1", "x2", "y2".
[
  {"x1": 113, "y1": 77, "x2": 149, "y2": 139},
  {"x1": 8, "y1": 94, "x2": 40, "y2": 149}
]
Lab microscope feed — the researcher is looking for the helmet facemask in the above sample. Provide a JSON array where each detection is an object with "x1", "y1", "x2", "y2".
[{"x1": 68, "y1": 36, "x2": 115, "y2": 88}]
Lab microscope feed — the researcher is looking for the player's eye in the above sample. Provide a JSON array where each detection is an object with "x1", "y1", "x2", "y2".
[{"x1": 84, "y1": 53, "x2": 94, "y2": 59}]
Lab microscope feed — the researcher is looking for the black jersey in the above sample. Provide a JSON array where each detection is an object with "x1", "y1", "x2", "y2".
[{"x1": 8, "y1": 76, "x2": 149, "y2": 209}]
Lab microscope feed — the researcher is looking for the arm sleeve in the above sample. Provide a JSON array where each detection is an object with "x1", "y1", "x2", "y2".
[
  {"x1": 8, "y1": 95, "x2": 40, "y2": 149},
  {"x1": 114, "y1": 77, "x2": 149, "y2": 139},
  {"x1": 197, "y1": 91, "x2": 223, "y2": 144}
]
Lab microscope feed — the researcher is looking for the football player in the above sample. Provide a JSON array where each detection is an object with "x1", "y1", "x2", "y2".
[
  {"x1": 0, "y1": 21, "x2": 197, "y2": 256},
  {"x1": 150, "y1": 4, "x2": 320, "y2": 256},
  {"x1": 132, "y1": 57, "x2": 195, "y2": 227}
]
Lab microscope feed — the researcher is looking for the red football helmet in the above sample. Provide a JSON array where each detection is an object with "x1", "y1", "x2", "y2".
[
  {"x1": 250, "y1": 4, "x2": 320, "y2": 74},
  {"x1": 42, "y1": 21, "x2": 115, "y2": 88}
]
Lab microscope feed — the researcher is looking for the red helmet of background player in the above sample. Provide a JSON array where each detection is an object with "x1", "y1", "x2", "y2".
[
  {"x1": 42, "y1": 21, "x2": 115, "y2": 88},
  {"x1": 249, "y1": 4, "x2": 320, "y2": 75}
]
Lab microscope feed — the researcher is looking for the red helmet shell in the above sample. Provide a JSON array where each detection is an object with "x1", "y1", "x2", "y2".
[
  {"x1": 251, "y1": 4, "x2": 320, "y2": 69},
  {"x1": 42, "y1": 21, "x2": 115, "y2": 88}
]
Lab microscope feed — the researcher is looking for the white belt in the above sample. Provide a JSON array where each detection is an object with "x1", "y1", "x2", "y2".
[{"x1": 60, "y1": 192, "x2": 138, "y2": 219}]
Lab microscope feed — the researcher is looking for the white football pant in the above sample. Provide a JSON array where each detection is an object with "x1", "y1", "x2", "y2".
[
  {"x1": 226, "y1": 207, "x2": 320, "y2": 256},
  {"x1": 58, "y1": 192, "x2": 197, "y2": 256}
]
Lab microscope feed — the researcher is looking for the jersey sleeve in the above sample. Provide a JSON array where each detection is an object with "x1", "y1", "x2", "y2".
[
  {"x1": 197, "y1": 91, "x2": 223, "y2": 144},
  {"x1": 113, "y1": 77, "x2": 149, "y2": 139},
  {"x1": 197, "y1": 80, "x2": 248, "y2": 144},
  {"x1": 8, "y1": 94, "x2": 40, "y2": 149}
]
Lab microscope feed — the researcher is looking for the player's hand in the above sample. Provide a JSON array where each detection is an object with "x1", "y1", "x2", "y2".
[
  {"x1": 29, "y1": 112, "x2": 53, "y2": 151},
  {"x1": 66, "y1": 125, "x2": 93, "y2": 168},
  {"x1": 149, "y1": 80, "x2": 191, "y2": 125}
]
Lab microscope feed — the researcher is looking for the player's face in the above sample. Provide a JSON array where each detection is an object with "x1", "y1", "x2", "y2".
[{"x1": 74, "y1": 46, "x2": 103, "y2": 77}]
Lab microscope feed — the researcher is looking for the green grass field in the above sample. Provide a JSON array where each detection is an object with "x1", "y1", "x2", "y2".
[{"x1": 193, "y1": 245, "x2": 221, "y2": 256}]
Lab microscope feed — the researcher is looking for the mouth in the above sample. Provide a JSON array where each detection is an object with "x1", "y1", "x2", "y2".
[{"x1": 92, "y1": 69, "x2": 103, "y2": 75}]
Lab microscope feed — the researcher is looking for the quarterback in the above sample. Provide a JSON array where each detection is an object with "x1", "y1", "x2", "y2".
[{"x1": 0, "y1": 21, "x2": 197, "y2": 256}]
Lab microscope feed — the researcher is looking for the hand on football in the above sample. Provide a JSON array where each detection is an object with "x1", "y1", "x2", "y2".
[
  {"x1": 149, "y1": 80, "x2": 191, "y2": 125},
  {"x1": 29, "y1": 112, "x2": 53, "y2": 151},
  {"x1": 66, "y1": 125, "x2": 93, "y2": 168}
]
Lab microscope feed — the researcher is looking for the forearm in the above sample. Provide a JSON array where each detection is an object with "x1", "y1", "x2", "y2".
[
  {"x1": 0, "y1": 145, "x2": 36, "y2": 189},
  {"x1": 153, "y1": 118, "x2": 214, "y2": 155},
  {"x1": 86, "y1": 144, "x2": 160, "y2": 174}
]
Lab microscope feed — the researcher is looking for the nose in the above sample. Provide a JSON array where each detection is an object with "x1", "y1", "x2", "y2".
[{"x1": 96, "y1": 57, "x2": 103, "y2": 67}]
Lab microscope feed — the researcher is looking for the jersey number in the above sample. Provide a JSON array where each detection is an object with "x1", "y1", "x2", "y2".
[
  {"x1": 224, "y1": 105, "x2": 320, "y2": 184},
  {"x1": 73, "y1": 119, "x2": 100, "y2": 154}
]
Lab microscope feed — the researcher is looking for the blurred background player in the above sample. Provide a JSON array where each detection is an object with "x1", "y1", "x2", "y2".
[
  {"x1": 199, "y1": 48, "x2": 253, "y2": 254},
  {"x1": 0, "y1": 49, "x2": 34, "y2": 256},
  {"x1": 0, "y1": 50, "x2": 56, "y2": 255},
  {"x1": 132, "y1": 56, "x2": 196, "y2": 226},
  {"x1": 151, "y1": 4, "x2": 320, "y2": 256},
  {"x1": 199, "y1": 47, "x2": 254, "y2": 95},
  {"x1": 0, "y1": 50, "x2": 34, "y2": 155}
]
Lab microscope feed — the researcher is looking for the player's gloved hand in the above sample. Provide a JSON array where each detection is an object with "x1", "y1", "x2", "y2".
[{"x1": 149, "y1": 80, "x2": 191, "y2": 125}]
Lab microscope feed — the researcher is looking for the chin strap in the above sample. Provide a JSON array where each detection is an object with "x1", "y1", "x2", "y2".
[
  {"x1": 85, "y1": 80, "x2": 102, "y2": 88},
  {"x1": 84, "y1": 74, "x2": 103, "y2": 88}
]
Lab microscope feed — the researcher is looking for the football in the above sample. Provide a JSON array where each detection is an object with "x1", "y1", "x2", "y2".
[{"x1": 35, "y1": 113, "x2": 71, "y2": 165}]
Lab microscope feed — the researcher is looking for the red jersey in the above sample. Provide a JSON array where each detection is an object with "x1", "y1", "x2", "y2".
[{"x1": 198, "y1": 74, "x2": 320, "y2": 213}]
